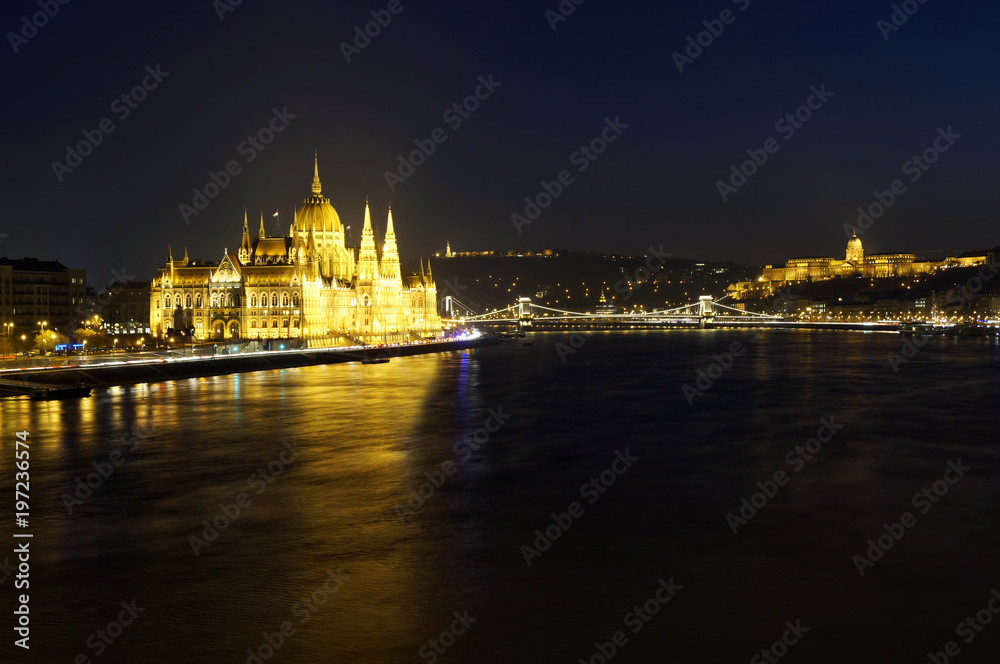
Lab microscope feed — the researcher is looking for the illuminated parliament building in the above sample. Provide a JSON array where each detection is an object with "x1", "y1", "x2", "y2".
[{"x1": 150, "y1": 157, "x2": 441, "y2": 345}]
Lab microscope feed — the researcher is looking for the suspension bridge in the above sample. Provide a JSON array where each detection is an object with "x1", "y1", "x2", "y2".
[{"x1": 441, "y1": 295, "x2": 788, "y2": 330}]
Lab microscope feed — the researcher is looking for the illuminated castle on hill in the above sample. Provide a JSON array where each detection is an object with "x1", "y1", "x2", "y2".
[
  {"x1": 729, "y1": 234, "x2": 992, "y2": 299},
  {"x1": 760, "y1": 233, "x2": 989, "y2": 283},
  {"x1": 150, "y1": 156, "x2": 441, "y2": 345}
]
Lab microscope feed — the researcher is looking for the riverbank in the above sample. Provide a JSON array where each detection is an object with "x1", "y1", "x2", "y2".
[{"x1": 0, "y1": 337, "x2": 499, "y2": 398}]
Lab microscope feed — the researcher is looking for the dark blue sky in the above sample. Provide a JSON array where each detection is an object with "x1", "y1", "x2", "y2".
[{"x1": 1, "y1": 0, "x2": 997, "y2": 285}]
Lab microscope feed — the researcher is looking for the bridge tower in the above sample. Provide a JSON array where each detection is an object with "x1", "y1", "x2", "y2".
[
  {"x1": 698, "y1": 295, "x2": 714, "y2": 329},
  {"x1": 518, "y1": 296, "x2": 533, "y2": 329}
]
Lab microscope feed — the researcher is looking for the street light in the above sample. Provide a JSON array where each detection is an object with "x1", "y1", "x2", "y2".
[{"x1": 113, "y1": 338, "x2": 119, "y2": 352}]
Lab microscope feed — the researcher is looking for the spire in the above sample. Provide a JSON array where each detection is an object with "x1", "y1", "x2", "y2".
[
  {"x1": 419, "y1": 257, "x2": 425, "y2": 281},
  {"x1": 168, "y1": 245, "x2": 173, "y2": 263},
  {"x1": 239, "y1": 209, "x2": 252, "y2": 263},
  {"x1": 357, "y1": 199, "x2": 378, "y2": 281},
  {"x1": 380, "y1": 205, "x2": 400, "y2": 282},
  {"x1": 183, "y1": 246, "x2": 189, "y2": 264},
  {"x1": 311, "y1": 151, "x2": 322, "y2": 196},
  {"x1": 258, "y1": 211, "x2": 266, "y2": 239}
]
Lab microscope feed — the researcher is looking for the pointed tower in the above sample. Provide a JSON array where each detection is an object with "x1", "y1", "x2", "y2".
[
  {"x1": 311, "y1": 150, "x2": 322, "y2": 196},
  {"x1": 258, "y1": 211, "x2": 266, "y2": 239},
  {"x1": 239, "y1": 209, "x2": 251, "y2": 264},
  {"x1": 380, "y1": 206, "x2": 401, "y2": 282},
  {"x1": 357, "y1": 199, "x2": 378, "y2": 282},
  {"x1": 182, "y1": 246, "x2": 189, "y2": 266},
  {"x1": 378, "y1": 205, "x2": 402, "y2": 334}
]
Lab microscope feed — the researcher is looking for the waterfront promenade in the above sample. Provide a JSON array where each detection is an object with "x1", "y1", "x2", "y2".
[{"x1": 0, "y1": 337, "x2": 497, "y2": 397}]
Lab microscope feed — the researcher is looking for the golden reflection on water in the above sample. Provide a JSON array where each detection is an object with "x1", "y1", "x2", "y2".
[{"x1": 0, "y1": 351, "x2": 479, "y2": 662}]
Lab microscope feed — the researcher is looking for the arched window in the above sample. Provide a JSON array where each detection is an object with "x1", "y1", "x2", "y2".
[
  {"x1": 250, "y1": 319, "x2": 256, "y2": 329},
  {"x1": 250, "y1": 294, "x2": 257, "y2": 308},
  {"x1": 185, "y1": 294, "x2": 192, "y2": 308},
  {"x1": 233, "y1": 294, "x2": 240, "y2": 307},
  {"x1": 195, "y1": 293, "x2": 202, "y2": 308},
  {"x1": 226, "y1": 292, "x2": 233, "y2": 307},
  {"x1": 292, "y1": 293, "x2": 300, "y2": 307},
  {"x1": 260, "y1": 292, "x2": 267, "y2": 307},
  {"x1": 272, "y1": 319, "x2": 278, "y2": 328},
  {"x1": 271, "y1": 293, "x2": 278, "y2": 307},
  {"x1": 211, "y1": 293, "x2": 218, "y2": 307},
  {"x1": 282, "y1": 319, "x2": 289, "y2": 328},
  {"x1": 292, "y1": 318, "x2": 299, "y2": 328},
  {"x1": 164, "y1": 294, "x2": 171, "y2": 308},
  {"x1": 282, "y1": 293, "x2": 289, "y2": 307}
]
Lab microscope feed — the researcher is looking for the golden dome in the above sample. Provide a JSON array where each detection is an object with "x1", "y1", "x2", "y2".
[
  {"x1": 295, "y1": 155, "x2": 343, "y2": 234},
  {"x1": 847, "y1": 234, "x2": 863, "y2": 250}
]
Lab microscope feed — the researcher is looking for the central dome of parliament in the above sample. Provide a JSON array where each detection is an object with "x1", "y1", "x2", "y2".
[{"x1": 295, "y1": 156, "x2": 343, "y2": 234}]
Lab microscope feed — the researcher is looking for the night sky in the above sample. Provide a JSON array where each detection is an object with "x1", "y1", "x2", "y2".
[{"x1": 2, "y1": 0, "x2": 998, "y2": 287}]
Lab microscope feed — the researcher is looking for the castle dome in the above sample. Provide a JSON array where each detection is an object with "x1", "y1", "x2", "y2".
[
  {"x1": 295, "y1": 155, "x2": 343, "y2": 234},
  {"x1": 847, "y1": 234, "x2": 863, "y2": 251}
]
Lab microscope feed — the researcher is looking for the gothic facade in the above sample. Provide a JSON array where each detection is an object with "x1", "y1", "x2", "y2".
[{"x1": 150, "y1": 158, "x2": 441, "y2": 346}]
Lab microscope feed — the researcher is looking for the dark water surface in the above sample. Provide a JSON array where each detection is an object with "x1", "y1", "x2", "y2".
[{"x1": 2, "y1": 329, "x2": 999, "y2": 663}]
